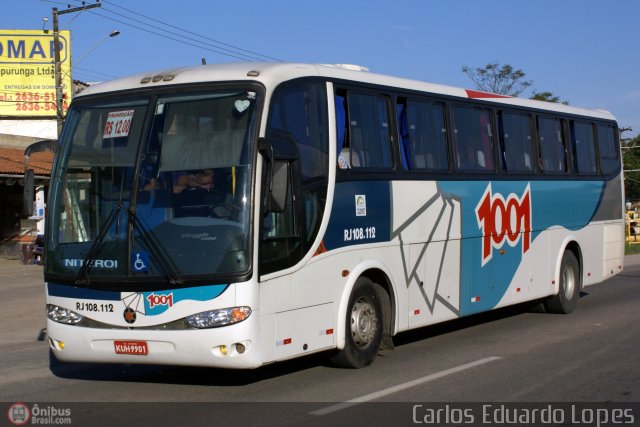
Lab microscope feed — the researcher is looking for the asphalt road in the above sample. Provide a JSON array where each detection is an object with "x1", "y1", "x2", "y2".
[{"x1": 1, "y1": 255, "x2": 639, "y2": 426}]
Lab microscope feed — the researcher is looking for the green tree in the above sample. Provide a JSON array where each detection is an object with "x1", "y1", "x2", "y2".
[
  {"x1": 461, "y1": 61, "x2": 532, "y2": 96},
  {"x1": 530, "y1": 91, "x2": 569, "y2": 105},
  {"x1": 623, "y1": 135, "x2": 640, "y2": 202},
  {"x1": 462, "y1": 61, "x2": 568, "y2": 103}
]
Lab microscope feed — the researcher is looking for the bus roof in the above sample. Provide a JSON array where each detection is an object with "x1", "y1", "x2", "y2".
[{"x1": 77, "y1": 62, "x2": 616, "y2": 121}]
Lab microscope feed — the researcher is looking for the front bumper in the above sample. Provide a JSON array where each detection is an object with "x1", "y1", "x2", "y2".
[{"x1": 47, "y1": 314, "x2": 263, "y2": 369}]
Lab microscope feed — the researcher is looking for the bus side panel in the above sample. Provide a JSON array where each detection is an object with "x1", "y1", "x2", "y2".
[
  {"x1": 273, "y1": 302, "x2": 335, "y2": 360},
  {"x1": 593, "y1": 174, "x2": 625, "y2": 282},
  {"x1": 260, "y1": 250, "x2": 364, "y2": 363},
  {"x1": 266, "y1": 175, "x2": 623, "y2": 360},
  {"x1": 437, "y1": 180, "x2": 608, "y2": 315},
  {"x1": 389, "y1": 180, "x2": 463, "y2": 329},
  {"x1": 602, "y1": 223, "x2": 624, "y2": 280}
]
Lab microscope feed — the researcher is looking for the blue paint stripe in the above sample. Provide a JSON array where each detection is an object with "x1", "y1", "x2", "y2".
[{"x1": 47, "y1": 283, "x2": 121, "y2": 301}]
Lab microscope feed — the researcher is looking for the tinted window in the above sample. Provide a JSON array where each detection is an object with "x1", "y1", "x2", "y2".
[
  {"x1": 343, "y1": 93, "x2": 392, "y2": 169},
  {"x1": 598, "y1": 124, "x2": 619, "y2": 175},
  {"x1": 398, "y1": 99, "x2": 448, "y2": 171},
  {"x1": 570, "y1": 121, "x2": 597, "y2": 174},
  {"x1": 269, "y1": 81, "x2": 329, "y2": 186},
  {"x1": 451, "y1": 106, "x2": 494, "y2": 172},
  {"x1": 537, "y1": 117, "x2": 567, "y2": 173},
  {"x1": 499, "y1": 112, "x2": 533, "y2": 173},
  {"x1": 263, "y1": 80, "x2": 330, "y2": 274}
]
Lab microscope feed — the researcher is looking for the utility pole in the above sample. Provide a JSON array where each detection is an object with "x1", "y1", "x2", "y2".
[
  {"x1": 52, "y1": 1, "x2": 102, "y2": 140},
  {"x1": 52, "y1": 8, "x2": 63, "y2": 139}
]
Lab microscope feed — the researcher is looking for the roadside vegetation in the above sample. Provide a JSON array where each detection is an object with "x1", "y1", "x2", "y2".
[{"x1": 625, "y1": 242, "x2": 640, "y2": 255}]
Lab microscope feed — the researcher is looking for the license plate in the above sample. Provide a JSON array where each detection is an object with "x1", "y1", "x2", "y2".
[{"x1": 114, "y1": 340, "x2": 148, "y2": 356}]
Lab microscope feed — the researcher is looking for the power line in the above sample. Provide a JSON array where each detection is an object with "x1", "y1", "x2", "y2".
[
  {"x1": 62, "y1": 0, "x2": 283, "y2": 63},
  {"x1": 101, "y1": 0, "x2": 283, "y2": 62},
  {"x1": 74, "y1": 65, "x2": 118, "y2": 80},
  {"x1": 83, "y1": 10, "x2": 260, "y2": 62}
]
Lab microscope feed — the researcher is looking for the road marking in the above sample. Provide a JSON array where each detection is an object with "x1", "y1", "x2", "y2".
[{"x1": 310, "y1": 356, "x2": 501, "y2": 416}]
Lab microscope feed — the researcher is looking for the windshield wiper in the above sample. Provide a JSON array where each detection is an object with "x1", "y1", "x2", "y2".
[
  {"x1": 127, "y1": 207, "x2": 183, "y2": 286},
  {"x1": 74, "y1": 202, "x2": 123, "y2": 286}
]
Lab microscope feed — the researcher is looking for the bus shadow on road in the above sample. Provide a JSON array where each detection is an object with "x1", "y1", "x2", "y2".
[
  {"x1": 391, "y1": 299, "x2": 556, "y2": 348},
  {"x1": 47, "y1": 348, "x2": 336, "y2": 386}
]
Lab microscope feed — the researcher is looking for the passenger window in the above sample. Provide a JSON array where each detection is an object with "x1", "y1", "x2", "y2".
[
  {"x1": 397, "y1": 99, "x2": 448, "y2": 171},
  {"x1": 338, "y1": 92, "x2": 392, "y2": 169},
  {"x1": 570, "y1": 121, "x2": 597, "y2": 175},
  {"x1": 597, "y1": 124, "x2": 619, "y2": 176},
  {"x1": 336, "y1": 94, "x2": 349, "y2": 169},
  {"x1": 451, "y1": 106, "x2": 494, "y2": 172},
  {"x1": 537, "y1": 117, "x2": 567, "y2": 173},
  {"x1": 498, "y1": 112, "x2": 533, "y2": 173}
]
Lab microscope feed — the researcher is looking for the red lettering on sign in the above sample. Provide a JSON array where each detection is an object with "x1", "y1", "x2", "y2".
[
  {"x1": 146, "y1": 292, "x2": 173, "y2": 309},
  {"x1": 476, "y1": 184, "x2": 532, "y2": 266}
]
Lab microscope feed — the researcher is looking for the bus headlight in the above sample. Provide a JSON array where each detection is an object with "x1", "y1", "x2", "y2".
[
  {"x1": 47, "y1": 304, "x2": 83, "y2": 325},
  {"x1": 185, "y1": 306, "x2": 251, "y2": 329}
]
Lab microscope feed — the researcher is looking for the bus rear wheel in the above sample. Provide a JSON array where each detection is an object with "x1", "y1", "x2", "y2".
[
  {"x1": 544, "y1": 250, "x2": 580, "y2": 314},
  {"x1": 331, "y1": 277, "x2": 384, "y2": 368}
]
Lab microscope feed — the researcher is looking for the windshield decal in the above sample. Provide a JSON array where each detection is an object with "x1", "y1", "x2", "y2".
[
  {"x1": 103, "y1": 109, "x2": 134, "y2": 139},
  {"x1": 63, "y1": 258, "x2": 119, "y2": 269},
  {"x1": 234, "y1": 99, "x2": 250, "y2": 114},
  {"x1": 131, "y1": 251, "x2": 150, "y2": 273}
]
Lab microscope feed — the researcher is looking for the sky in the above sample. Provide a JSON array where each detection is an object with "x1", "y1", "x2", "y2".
[{"x1": 4, "y1": 0, "x2": 640, "y2": 137}]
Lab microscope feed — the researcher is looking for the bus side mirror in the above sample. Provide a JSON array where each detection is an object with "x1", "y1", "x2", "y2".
[
  {"x1": 259, "y1": 138, "x2": 290, "y2": 213},
  {"x1": 23, "y1": 169, "x2": 34, "y2": 217},
  {"x1": 267, "y1": 160, "x2": 289, "y2": 213}
]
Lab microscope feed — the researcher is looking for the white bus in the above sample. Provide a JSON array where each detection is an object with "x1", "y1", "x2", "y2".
[{"x1": 45, "y1": 63, "x2": 624, "y2": 369}]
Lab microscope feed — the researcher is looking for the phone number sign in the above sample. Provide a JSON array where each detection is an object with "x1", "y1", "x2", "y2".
[{"x1": 0, "y1": 29, "x2": 72, "y2": 118}]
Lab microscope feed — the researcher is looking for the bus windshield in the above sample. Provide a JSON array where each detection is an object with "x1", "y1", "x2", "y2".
[{"x1": 46, "y1": 88, "x2": 259, "y2": 284}]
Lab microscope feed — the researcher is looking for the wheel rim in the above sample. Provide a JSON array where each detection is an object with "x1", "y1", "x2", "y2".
[
  {"x1": 350, "y1": 296, "x2": 378, "y2": 347},
  {"x1": 562, "y1": 264, "x2": 576, "y2": 300}
]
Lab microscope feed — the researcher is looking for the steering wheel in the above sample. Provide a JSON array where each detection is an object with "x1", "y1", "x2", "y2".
[{"x1": 211, "y1": 204, "x2": 241, "y2": 219}]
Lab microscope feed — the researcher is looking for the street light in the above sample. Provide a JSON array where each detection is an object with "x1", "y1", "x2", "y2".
[{"x1": 72, "y1": 30, "x2": 120, "y2": 69}]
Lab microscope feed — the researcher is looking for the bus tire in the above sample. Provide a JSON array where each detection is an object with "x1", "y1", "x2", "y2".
[
  {"x1": 544, "y1": 250, "x2": 580, "y2": 314},
  {"x1": 330, "y1": 277, "x2": 384, "y2": 368}
]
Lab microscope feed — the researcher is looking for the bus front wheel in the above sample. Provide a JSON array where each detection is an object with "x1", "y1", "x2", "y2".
[
  {"x1": 331, "y1": 277, "x2": 384, "y2": 368},
  {"x1": 544, "y1": 250, "x2": 580, "y2": 314}
]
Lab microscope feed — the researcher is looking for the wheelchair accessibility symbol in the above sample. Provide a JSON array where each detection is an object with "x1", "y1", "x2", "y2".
[{"x1": 132, "y1": 251, "x2": 149, "y2": 273}]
